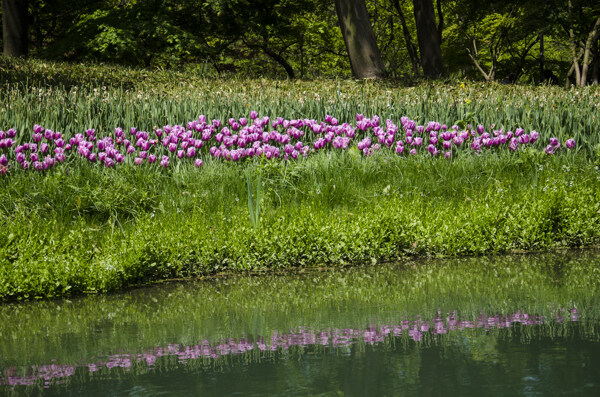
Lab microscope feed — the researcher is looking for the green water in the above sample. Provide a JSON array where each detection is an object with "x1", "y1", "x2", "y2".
[{"x1": 1, "y1": 250, "x2": 600, "y2": 396}]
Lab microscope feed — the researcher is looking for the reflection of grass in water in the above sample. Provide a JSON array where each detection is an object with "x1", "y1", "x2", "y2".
[{"x1": 0, "y1": 250, "x2": 599, "y2": 367}]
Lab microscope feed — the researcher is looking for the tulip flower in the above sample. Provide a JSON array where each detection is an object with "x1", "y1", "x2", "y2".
[{"x1": 566, "y1": 139, "x2": 575, "y2": 149}]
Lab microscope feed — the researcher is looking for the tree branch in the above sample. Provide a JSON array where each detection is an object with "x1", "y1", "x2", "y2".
[{"x1": 467, "y1": 40, "x2": 491, "y2": 81}]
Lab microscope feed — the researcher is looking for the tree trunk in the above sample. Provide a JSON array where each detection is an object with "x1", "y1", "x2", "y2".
[
  {"x1": 335, "y1": 0, "x2": 386, "y2": 79},
  {"x1": 2, "y1": 0, "x2": 29, "y2": 57},
  {"x1": 539, "y1": 32, "x2": 544, "y2": 83},
  {"x1": 591, "y1": 38, "x2": 599, "y2": 84},
  {"x1": 392, "y1": 0, "x2": 420, "y2": 76},
  {"x1": 580, "y1": 16, "x2": 600, "y2": 86},
  {"x1": 436, "y1": 0, "x2": 443, "y2": 45},
  {"x1": 413, "y1": 0, "x2": 443, "y2": 77}
]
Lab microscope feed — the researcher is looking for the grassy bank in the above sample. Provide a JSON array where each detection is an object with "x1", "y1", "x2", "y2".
[
  {"x1": 1, "y1": 150, "x2": 600, "y2": 300},
  {"x1": 1, "y1": 58, "x2": 600, "y2": 300}
]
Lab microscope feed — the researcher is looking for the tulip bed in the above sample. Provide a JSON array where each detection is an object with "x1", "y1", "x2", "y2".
[{"x1": 0, "y1": 113, "x2": 578, "y2": 174}]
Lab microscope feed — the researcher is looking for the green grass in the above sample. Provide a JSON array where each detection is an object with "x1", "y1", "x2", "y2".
[{"x1": 1, "y1": 150, "x2": 599, "y2": 300}]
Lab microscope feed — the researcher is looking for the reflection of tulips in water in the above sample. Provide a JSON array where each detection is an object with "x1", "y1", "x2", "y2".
[
  {"x1": 0, "y1": 309, "x2": 579, "y2": 388},
  {"x1": 0, "y1": 114, "x2": 577, "y2": 174}
]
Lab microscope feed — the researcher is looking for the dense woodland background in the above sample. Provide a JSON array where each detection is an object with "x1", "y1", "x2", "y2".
[{"x1": 1, "y1": 0, "x2": 599, "y2": 85}]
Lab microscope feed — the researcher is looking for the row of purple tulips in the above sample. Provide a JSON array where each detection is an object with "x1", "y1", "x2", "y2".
[{"x1": 0, "y1": 113, "x2": 576, "y2": 174}]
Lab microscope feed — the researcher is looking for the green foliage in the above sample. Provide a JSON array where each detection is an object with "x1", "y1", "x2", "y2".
[
  {"x1": 5, "y1": 0, "x2": 599, "y2": 81},
  {"x1": 246, "y1": 167, "x2": 263, "y2": 231}
]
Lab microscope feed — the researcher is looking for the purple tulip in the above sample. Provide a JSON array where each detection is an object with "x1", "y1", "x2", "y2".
[
  {"x1": 160, "y1": 155, "x2": 170, "y2": 168},
  {"x1": 566, "y1": 138, "x2": 576, "y2": 149},
  {"x1": 148, "y1": 154, "x2": 157, "y2": 164},
  {"x1": 194, "y1": 158, "x2": 204, "y2": 167},
  {"x1": 0, "y1": 154, "x2": 7, "y2": 166},
  {"x1": 134, "y1": 157, "x2": 143, "y2": 165},
  {"x1": 545, "y1": 144, "x2": 555, "y2": 154},
  {"x1": 550, "y1": 137, "x2": 559, "y2": 146},
  {"x1": 530, "y1": 131, "x2": 539, "y2": 143}
]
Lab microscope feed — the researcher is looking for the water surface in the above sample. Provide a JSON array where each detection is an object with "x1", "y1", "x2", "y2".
[{"x1": 1, "y1": 250, "x2": 600, "y2": 395}]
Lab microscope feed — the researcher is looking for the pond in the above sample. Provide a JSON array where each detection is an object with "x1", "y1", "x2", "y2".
[{"x1": 1, "y1": 250, "x2": 600, "y2": 396}]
